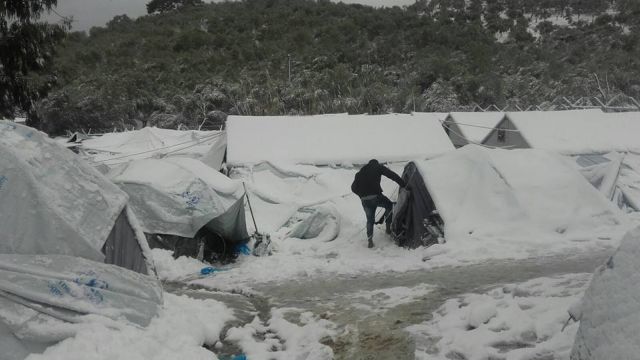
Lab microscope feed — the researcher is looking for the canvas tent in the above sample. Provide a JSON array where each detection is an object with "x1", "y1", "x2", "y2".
[
  {"x1": 0, "y1": 121, "x2": 162, "y2": 359},
  {"x1": 226, "y1": 113, "x2": 454, "y2": 166},
  {"x1": 80, "y1": 126, "x2": 227, "y2": 169},
  {"x1": 483, "y1": 110, "x2": 640, "y2": 154},
  {"x1": 392, "y1": 145, "x2": 622, "y2": 248},
  {"x1": 440, "y1": 112, "x2": 505, "y2": 147},
  {"x1": 107, "y1": 157, "x2": 250, "y2": 260}
]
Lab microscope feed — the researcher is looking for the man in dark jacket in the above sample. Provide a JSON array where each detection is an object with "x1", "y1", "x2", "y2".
[{"x1": 351, "y1": 159, "x2": 405, "y2": 248}]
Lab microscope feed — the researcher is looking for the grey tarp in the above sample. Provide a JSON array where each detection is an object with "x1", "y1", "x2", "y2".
[{"x1": 391, "y1": 162, "x2": 441, "y2": 249}]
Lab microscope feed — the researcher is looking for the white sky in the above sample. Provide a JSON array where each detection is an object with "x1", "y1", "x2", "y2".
[{"x1": 46, "y1": 0, "x2": 416, "y2": 32}]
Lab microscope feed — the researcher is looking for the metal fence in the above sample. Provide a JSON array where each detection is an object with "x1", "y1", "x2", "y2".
[{"x1": 470, "y1": 94, "x2": 640, "y2": 112}]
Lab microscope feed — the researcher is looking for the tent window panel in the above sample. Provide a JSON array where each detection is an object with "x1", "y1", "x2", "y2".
[{"x1": 497, "y1": 129, "x2": 506, "y2": 143}]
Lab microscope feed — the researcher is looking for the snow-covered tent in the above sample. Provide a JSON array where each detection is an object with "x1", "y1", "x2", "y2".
[
  {"x1": 0, "y1": 121, "x2": 153, "y2": 274},
  {"x1": 441, "y1": 112, "x2": 505, "y2": 147},
  {"x1": 107, "y1": 157, "x2": 250, "y2": 260},
  {"x1": 80, "y1": 127, "x2": 227, "y2": 169},
  {"x1": 392, "y1": 146, "x2": 623, "y2": 248},
  {"x1": 226, "y1": 113, "x2": 454, "y2": 166},
  {"x1": 483, "y1": 110, "x2": 640, "y2": 154},
  {"x1": 0, "y1": 122, "x2": 162, "y2": 359},
  {"x1": 570, "y1": 226, "x2": 640, "y2": 359}
]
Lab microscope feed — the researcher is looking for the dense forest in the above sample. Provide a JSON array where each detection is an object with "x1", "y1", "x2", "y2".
[{"x1": 29, "y1": 0, "x2": 640, "y2": 135}]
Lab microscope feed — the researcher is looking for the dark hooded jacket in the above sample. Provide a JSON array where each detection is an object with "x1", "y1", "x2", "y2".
[{"x1": 351, "y1": 159, "x2": 405, "y2": 198}]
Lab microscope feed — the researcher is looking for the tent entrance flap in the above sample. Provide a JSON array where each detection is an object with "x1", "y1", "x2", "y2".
[{"x1": 391, "y1": 162, "x2": 442, "y2": 249}]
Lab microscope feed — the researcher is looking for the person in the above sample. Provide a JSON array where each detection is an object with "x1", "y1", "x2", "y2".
[{"x1": 351, "y1": 159, "x2": 405, "y2": 248}]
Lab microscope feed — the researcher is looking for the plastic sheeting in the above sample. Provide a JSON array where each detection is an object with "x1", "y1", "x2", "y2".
[
  {"x1": 287, "y1": 205, "x2": 341, "y2": 242},
  {"x1": 0, "y1": 122, "x2": 152, "y2": 273},
  {"x1": 108, "y1": 157, "x2": 249, "y2": 241},
  {"x1": 79, "y1": 127, "x2": 226, "y2": 168},
  {"x1": 573, "y1": 152, "x2": 640, "y2": 212},
  {"x1": 0, "y1": 254, "x2": 162, "y2": 360}
]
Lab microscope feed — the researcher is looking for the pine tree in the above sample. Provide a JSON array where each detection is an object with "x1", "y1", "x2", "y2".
[{"x1": 0, "y1": 0, "x2": 67, "y2": 118}]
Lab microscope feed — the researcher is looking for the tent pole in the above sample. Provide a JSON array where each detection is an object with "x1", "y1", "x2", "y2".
[{"x1": 243, "y1": 182, "x2": 260, "y2": 234}]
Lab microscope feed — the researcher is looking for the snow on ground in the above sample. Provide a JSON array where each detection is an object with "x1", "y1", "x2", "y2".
[
  {"x1": 225, "y1": 308, "x2": 336, "y2": 360},
  {"x1": 407, "y1": 273, "x2": 591, "y2": 360},
  {"x1": 27, "y1": 293, "x2": 234, "y2": 360},
  {"x1": 151, "y1": 248, "x2": 208, "y2": 281},
  {"x1": 347, "y1": 284, "x2": 434, "y2": 313}
]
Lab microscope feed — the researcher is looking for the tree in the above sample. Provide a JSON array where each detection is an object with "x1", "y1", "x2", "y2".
[
  {"x1": 0, "y1": 0, "x2": 67, "y2": 118},
  {"x1": 146, "y1": 0, "x2": 203, "y2": 14}
]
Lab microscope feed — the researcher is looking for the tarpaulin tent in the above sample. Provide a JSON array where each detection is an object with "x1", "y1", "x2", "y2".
[
  {"x1": 0, "y1": 121, "x2": 161, "y2": 359},
  {"x1": 107, "y1": 157, "x2": 249, "y2": 260},
  {"x1": 80, "y1": 127, "x2": 227, "y2": 170},
  {"x1": 392, "y1": 145, "x2": 622, "y2": 248},
  {"x1": 0, "y1": 121, "x2": 154, "y2": 274}
]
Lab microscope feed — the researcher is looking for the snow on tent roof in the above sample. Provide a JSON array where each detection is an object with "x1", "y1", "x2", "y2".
[
  {"x1": 412, "y1": 112, "x2": 449, "y2": 122},
  {"x1": 447, "y1": 112, "x2": 505, "y2": 144},
  {"x1": 108, "y1": 157, "x2": 245, "y2": 238},
  {"x1": 414, "y1": 145, "x2": 622, "y2": 242},
  {"x1": 506, "y1": 110, "x2": 640, "y2": 154},
  {"x1": 226, "y1": 113, "x2": 454, "y2": 166},
  {"x1": 80, "y1": 127, "x2": 226, "y2": 168},
  {"x1": 0, "y1": 121, "x2": 128, "y2": 261}
]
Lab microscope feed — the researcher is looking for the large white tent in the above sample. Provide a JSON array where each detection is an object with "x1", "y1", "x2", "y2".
[{"x1": 226, "y1": 113, "x2": 454, "y2": 166}]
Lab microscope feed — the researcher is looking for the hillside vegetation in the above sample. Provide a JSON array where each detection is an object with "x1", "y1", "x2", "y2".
[{"x1": 32, "y1": 0, "x2": 640, "y2": 134}]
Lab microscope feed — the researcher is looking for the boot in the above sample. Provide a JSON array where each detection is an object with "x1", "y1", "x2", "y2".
[{"x1": 367, "y1": 237, "x2": 374, "y2": 248}]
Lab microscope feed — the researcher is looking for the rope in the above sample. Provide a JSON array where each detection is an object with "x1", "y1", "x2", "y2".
[
  {"x1": 440, "y1": 121, "x2": 514, "y2": 150},
  {"x1": 447, "y1": 120, "x2": 521, "y2": 132}
]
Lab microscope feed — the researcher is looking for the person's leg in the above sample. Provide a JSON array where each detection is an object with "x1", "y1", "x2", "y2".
[
  {"x1": 362, "y1": 198, "x2": 376, "y2": 239},
  {"x1": 377, "y1": 194, "x2": 394, "y2": 234}
]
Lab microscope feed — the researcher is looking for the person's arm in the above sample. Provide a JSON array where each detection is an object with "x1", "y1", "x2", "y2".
[{"x1": 380, "y1": 165, "x2": 406, "y2": 188}]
